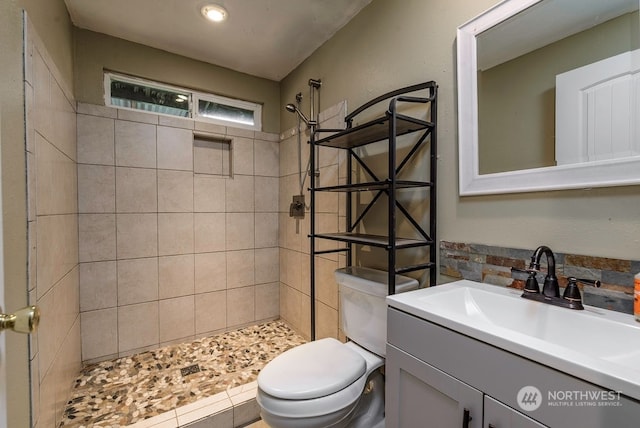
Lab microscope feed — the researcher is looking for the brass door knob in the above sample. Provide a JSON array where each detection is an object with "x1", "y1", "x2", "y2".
[{"x1": 0, "y1": 305, "x2": 40, "y2": 334}]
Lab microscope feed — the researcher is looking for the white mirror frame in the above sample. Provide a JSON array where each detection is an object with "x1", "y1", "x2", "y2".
[{"x1": 457, "y1": 0, "x2": 640, "y2": 196}]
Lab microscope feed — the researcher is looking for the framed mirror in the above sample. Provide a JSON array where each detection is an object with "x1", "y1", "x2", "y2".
[{"x1": 457, "y1": 0, "x2": 640, "y2": 195}]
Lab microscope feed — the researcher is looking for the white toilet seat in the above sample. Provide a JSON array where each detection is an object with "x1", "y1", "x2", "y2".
[
  {"x1": 257, "y1": 339, "x2": 384, "y2": 420},
  {"x1": 258, "y1": 338, "x2": 366, "y2": 400}
]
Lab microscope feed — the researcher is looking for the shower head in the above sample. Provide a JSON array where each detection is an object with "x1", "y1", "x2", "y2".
[{"x1": 284, "y1": 103, "x2": 313, "y2": 126}]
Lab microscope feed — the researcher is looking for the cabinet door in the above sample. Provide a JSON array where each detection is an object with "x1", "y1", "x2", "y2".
[
  {"x1": 484, "y1": 396, "x2": 547, "y2": 428},
  {"x1": 386, "y1": 344, "x2": 483, "y2": 428}
]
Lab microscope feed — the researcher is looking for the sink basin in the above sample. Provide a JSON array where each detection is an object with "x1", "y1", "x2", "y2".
[{"x1": 387, "y1": 280, "x2": 640, "y2": 400}]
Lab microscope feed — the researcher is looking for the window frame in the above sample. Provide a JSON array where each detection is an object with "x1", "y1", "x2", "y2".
[{"x1": 104, "y1": 72, "x2": 262, "y2": 131}]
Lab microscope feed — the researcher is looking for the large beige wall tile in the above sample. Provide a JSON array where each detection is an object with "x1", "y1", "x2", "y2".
[
  {"x1": 226, "y1": 213, "x2": 254, "y2": 250},
  {"x1": 158, "y1": 170, "x2": 194, "y2": 212},
  {"x1": 115, "y1": 120, "x2": 156, "y2": 168},
  {"x1": 158, "y1": 213, "x2": 194, "y2": 255},
  {"x1": 49, "y1": 78, "x2": 76, "y2": 160},
  {"x1": 194, "y1": 175, "x2": 225, "y2": 212},
  {"x1": 225, "y1": 175, "x2": 254, "y2": 212},
  {"x1": 81, "y1": 308, "x2": 118, "y2": 362},
  {"x1": 231, "y1": 137, "x2": 254, "y2": 175},
  {"x1": 157, "y1": 126, "x2": 193, "y2": 171},
  {"x1": 39, "y1": 214, "x2": 79, "y2": 295},
  {"x1": 194, "y1": 252, "x2": 226, "y2": 293},
  {"x1": 116, "y1": 213, "x2": 158, "y2": 259},
  {"x1": 33, "y1": 47, "x2": 51, "y2": 138},
  {"x1": 118, "y1": 302, "x2": 159, "y2": 352},
  {"x1": 78, "y1": 214, "x2": 115, "y2": 263},
  {"x1": 117, "y1": 109, "x2": 158, "y2": 125},
  {"x1": 159, "y1": 296, "x2": 195, "y2": 343},
  {"x1": 279, "y1": 283, "x2": 302, "y2": 331},
  {"x1": 315, "y1": 256, "x2": 338, "y2": 309},
  {"x1": 77, "y1": 114, "x2": 115, "y2": 165},
  {"x1": 254, "y1": 140, "x2": 279, "y2": 177},
  {"x1": 255, "y1": 213, "x2": 278, "y2": 248},
  {"x1": 78, "y1": 165, "x2": 115, "y2": 213},
  {"x1": 56, "y1": 268, "x2": 80, "y2": 345},
  {"x1": 159, "y1": 254, "x2": 195, "y2": 299},
  {"x1": 255, "y1": 248, "x2": 279, "y2": 284},
  {"x1": 80, "y1": 261, "x2": 117, "y2": 311},
  {"x1": 194, "y1": 213, "x2": 225, "y2": 253},
  {"x1": 36, "y1": 287, "x2": 56, "y2": 381},
  {"x1": 254, "y1": 177, "x2": 279, "y2": 212},
  {"x1": 117, "y1": 257, "x2": 159, "y2": 305},
  {"x1": 255, "y1": 283, "x2": 279, "y2": 321},
  {"x1": 36, "y1": 134, "x2": 77, "y2": 215},
  {"x1": 115, "y1": 167, "x2": 157, "y2": 213},
  {"x1": 227, "y1": 286, "x2": 255, "y2": 327},
  {"x1": 195, "y1": 291, "x2": 226, "y2": 334},
  {"x1": 315, "y1": 301, "x2": 338, "y2": 340},
  {"x1": 227, "y1": 250, "x2": 255, "y2": 288}
]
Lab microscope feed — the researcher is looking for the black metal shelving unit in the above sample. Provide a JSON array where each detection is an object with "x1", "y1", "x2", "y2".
[{"x1": 309, "y1": 81, "x2": 438, "y2": 339}]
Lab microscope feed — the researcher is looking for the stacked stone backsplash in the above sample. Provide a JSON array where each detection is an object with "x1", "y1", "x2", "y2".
[{"x1": 440, "y1": 241, "x2": 639, "y2": 314}]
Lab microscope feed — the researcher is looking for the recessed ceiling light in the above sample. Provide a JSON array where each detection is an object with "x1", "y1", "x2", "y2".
[{"x1": 201, "y1": 4, "x2": 228, "y2": 23}]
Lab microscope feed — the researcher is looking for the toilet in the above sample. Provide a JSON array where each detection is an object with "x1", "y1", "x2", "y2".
[{"x1": 256, "y1": 267, "x2": 418, "y2": 428}]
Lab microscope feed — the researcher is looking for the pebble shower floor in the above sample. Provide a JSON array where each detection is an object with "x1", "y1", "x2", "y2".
[{"x1": 59, "y1": 320, "x2": 306, "y2": 427}]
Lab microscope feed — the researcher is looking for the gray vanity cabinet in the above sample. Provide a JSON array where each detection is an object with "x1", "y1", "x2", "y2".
[
  {"x1": 484, "y1": 396, "x2": 546, "y2": 428},
  {"x1": 386, "y1": 344, "x2": 483, "y2": 427},
  {"x1": 386, "y1": 307, "x2": 640, "y2": 428}
]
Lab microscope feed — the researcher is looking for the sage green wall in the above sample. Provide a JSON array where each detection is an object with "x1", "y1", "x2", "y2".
[
  {"x1": 281, "y1": 0, "x2": 640, "y2": 262},
  {"x1": 73, "y1": 29, "x2": 281, "y2": 133}
]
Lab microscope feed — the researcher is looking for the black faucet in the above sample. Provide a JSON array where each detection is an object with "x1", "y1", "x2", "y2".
[
  {"x1": 511, "y1": 246, "x2": 600, "y2": 310},
  {"x1": 529, "y1": 245, "x2": 559, "y2": 298}
]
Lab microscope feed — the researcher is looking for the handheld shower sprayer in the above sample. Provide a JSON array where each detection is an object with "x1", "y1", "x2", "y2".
[{"x1": 285, "y1": 103, "x2": 314, "y2": 126}]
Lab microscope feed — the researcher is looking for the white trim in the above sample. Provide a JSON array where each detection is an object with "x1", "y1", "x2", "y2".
[{"x1": 457, "y1": 0, "x2": 640, "y2": 195}]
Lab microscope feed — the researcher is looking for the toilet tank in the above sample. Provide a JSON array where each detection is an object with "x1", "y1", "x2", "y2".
[{"x1": 335, "y1": 267, "x2": 418, "y2": 357}]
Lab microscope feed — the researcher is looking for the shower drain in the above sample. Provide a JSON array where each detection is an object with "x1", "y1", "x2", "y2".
[{"x1": 180, "y1": 364, "x2": 201, "y2": 377}]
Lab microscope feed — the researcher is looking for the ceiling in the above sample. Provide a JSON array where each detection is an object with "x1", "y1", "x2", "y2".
[{"x1": 64, "y1": 0, "x2": 372, "y2": 81}]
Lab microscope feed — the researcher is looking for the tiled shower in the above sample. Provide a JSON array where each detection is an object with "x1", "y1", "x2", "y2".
[{"x1": 76, "y1": 104, "x2": 282, "y2": 363}]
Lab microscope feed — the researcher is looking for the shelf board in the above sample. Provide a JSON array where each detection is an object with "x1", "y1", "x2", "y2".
[
  {"x1": 315, "y1": 180, "x2": 432, "y2": 193},
  {"x1": 315, "y1": 114, "x2": 433, "y2": 149},
  {"x1": 313, "y1": 232, "x2": 431, "y2": 249}
]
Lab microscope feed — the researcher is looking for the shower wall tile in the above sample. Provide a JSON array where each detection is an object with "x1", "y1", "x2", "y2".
[
  {"x1": 255, "y1": 213, "x2": 278, "y2": 248},
  {"x1": 159, "y1": 254, "x2": 195, "y2": 299},
  {"x1": 158, "y1": 170, "x2": 194, "y2": 212},
  {"x1": 232, "y1": 137, "x2": 255, "y2": 175},
  {"x1": 50, "y1": 79, "x2": 77, "y2": 161},
  {"x1": 226, "y1": 213, "x2": 255, "y2": 250},
  {"x1": 316, "y1": 301, "x2": 338, "y2": 340},
  {"x1": 194, "y1": 213, "x2": 226, "y2": 253},
  {"x1": 254, "y1": 140, "x2": 279, "y2": 177},
  {"x1": 194, "y1": 175, "x2": 226, "y2": 212},
  {"x1": 254, "y1": 176, "x2": 279, "y2": 212},
  {"x1": 78, "y1": 105, "x2": 279, "y2": 362},
  {"x1": 227, "y1": 250, "x2": 255, "y2": 288},
  {"x1": 158, "y1": 213, "x2": 194, "y2": 255},
  {"x1": 157, "y1": 126, "x2": 194, "y2": 171},
  {"x1": 159, "y1": 296, "x2": 196, "y2": 343},
  {"x1": 255, "y1": 248, "x2": 279, "y2": 284},
  {"x1": 36, "y1": 134, "x2": 78, "y2": 215},
  {"x1": 195, "y1": 291, "x2": 227, "y2": 335},
  {"x1": 81, "y1": 308, "x2": 118, "y2": 361},
  {"x1": 227, "y1": 286, "x2": 255, "y2": 327},
  {"x1": 115, "y1": 120, "x2": 156, "y2": 168},
  {"x1": 225, "y1": 175, "x2": 255, "y2": 212},
  {"x1": 195, "y1": 252, "x2": 227, "y2": 293},
  {"x1": 78, "y1": 214, "x2": 116, "y2": 262},
  {"x1": 117, "y1": 213, "x2": 158, "y2": 259},
  {"x1": 116, "y1": 167, "x2": 158, "y2": 213},
  {"x1": 80, "y1": 261, "x2": 117, "y2": 311},
  {"x1": 117, "y1": 257, "x2": 159, "y2": 305},
  {"x1": 255, "y1": 282, "x2": 279, "y2": 321},
  {"x1": 38, "y1": 214, "x2": 79, "y2": 295},
  {"x1": 78, "y1": 165, "x2": 115, "y2": 213},
  {"x1": 77, "y1": 114, "x2": 115, "y2": 165},
  {"x1": 118, "y1": 302, "x2": 159, "y2": 352}
]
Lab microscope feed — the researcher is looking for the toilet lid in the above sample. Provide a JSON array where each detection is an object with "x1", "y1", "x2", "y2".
[{"x1": 258, "y1": 338, "x2": 366, "y2": 400}]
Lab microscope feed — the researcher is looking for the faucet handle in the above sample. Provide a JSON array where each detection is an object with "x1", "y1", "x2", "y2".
[
  {"x1": 511, "y1": 267, "x2": 540, "y2": 294},
  {"x1": 562, "y1": 277, "x2": 601, "y2": 303}
]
